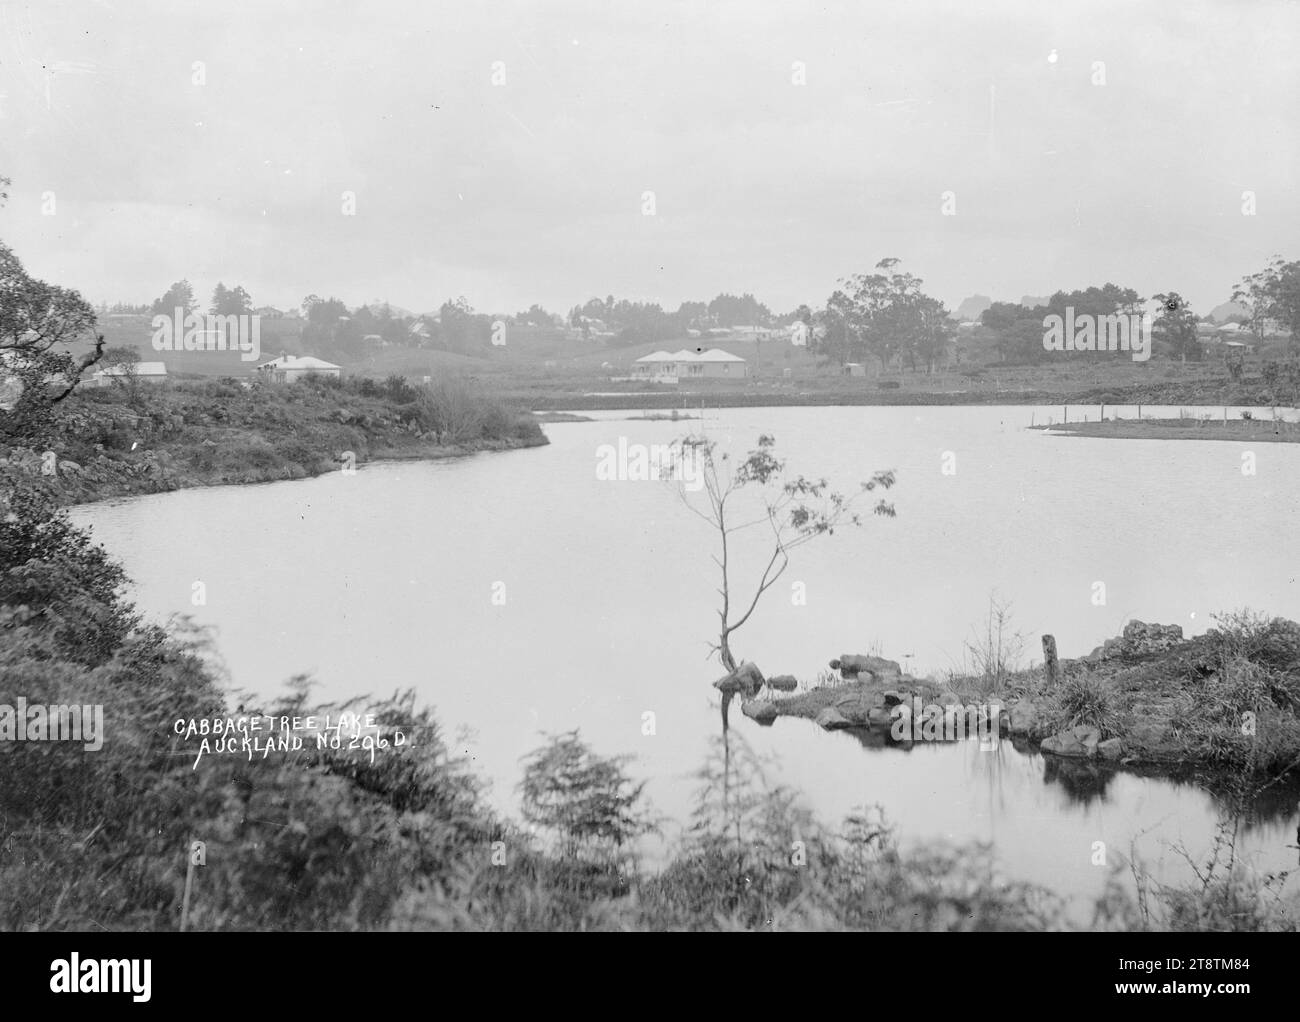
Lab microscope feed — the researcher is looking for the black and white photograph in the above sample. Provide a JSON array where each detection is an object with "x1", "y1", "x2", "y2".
[{"x1": 0, "y1": 0, "x2": 1297, "y2": 987}]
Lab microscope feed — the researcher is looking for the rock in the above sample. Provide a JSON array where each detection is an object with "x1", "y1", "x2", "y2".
[
  {"x1": 734, "y1": 661, "x2": 765, "y2": 694},
  {"x1": 1009, "y1": 700, "x2": 1038, "y2": 737},
  {"x1": 1040, "y1": 724, "x2": 1101, "y2": 758},
  {"x1": 816, "y1": 707, "x2": 853, "y2": 730},
  {"x1": 834, "y1": 654, "x2": 902, "y2": 682},
  {"x1": 867, "y1": 705, "x2": 896, "y2": 728},
  {"x1": 1129, "y1": 722, "x2": 1175, "y2": 756},
  {"x1": 881, "y1": 689, "x2": 906, "y2": 707},
  {"x1": 57, "y1": 460, "x2": 83, "y2": 475},
  {"x1": 832, "y1": 691, "x2": 872, "y2": 723},
  {"x1": 742, "y1": 701, "x2": 778, "y2": 724},
  {"x1": 937, "y1": 691, "x2": 962, "y2": 707},
  {"x1": 1097, "y1": 737, "x2": 1124, "y2": 761},
  {"x1": 767, "y1": 674, "x2": 798, "y2": 692},
  {"x1": 712, "y1": 661, "x2": 765, "y2": 700},
  {"x1": 1121, "y1": 620, "x2": 1184, "y2": 655}
]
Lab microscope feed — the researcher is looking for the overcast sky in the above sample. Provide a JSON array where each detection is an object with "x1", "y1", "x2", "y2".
[{"x1": 0, "y1": 0, "x2": 1296, "y2": 317}]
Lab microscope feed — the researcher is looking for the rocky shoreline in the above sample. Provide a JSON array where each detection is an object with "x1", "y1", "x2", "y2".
[{"x1": 717, "y1": 618, "x2": 1300, "y2": 779}]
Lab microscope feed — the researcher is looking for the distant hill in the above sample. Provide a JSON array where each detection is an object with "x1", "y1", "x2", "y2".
[
  {"x1": 954, "y1": 295, "x2": 992, "y2": 321},
  {"x1": 363, "y1": 300, "x2": 415, "y2": 319},
  {"x1": 1207, "y1": 300, "x2": 1249, "y2": 324},
  {"x1": 1020, "y1": 295, "x2": 1050, "y2": 309}
]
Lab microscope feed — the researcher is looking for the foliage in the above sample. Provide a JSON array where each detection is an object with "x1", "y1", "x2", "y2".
[
  {"x1": 518, "y1": 731, "x2": 655, "y2": 860},
  {"x1": 670, "y1": 433, "x2": 895, "y2": 675}
]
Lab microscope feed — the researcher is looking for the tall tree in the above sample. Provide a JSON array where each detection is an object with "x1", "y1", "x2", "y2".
[
  {"x1": 1153, "y1": 292, "x2": 1201, "y2": 362},
  {"x1": 0, "y1": 176, "x2": 104, "y2": 437},
  {"x1": 151, "y1": 280, "x2": 197, "y2": 316},
  {"x1": 669, "y1": 433, "x2": 895, "y2": 726}
]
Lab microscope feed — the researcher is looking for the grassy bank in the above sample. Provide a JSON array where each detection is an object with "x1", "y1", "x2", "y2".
[
  {"x1": 754, "y1": 616, "x2": 1300, "y2": 780},
  {"x1": 1035, "y1": 417, "x2": 1300, "y2": 443},
  {"x1": 1, "y1": 374, "x2": 546, "y2": 505}
]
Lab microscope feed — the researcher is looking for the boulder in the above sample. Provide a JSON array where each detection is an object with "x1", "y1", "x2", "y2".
[
  {"x1": 57, "y1": 460, "x2": 83, "y2": 475},
  {"x1": 713, "y1": 662, "x2": 766, "y2": 700},
  {"x1": 1040, "y1": 724, "x2": 1101, "y2": 758},
  {"x1": 767, "y1": 674, "x2": 798, "y2": 692},
  {"x1": 937, "y1": 691, "x2": 962, "y2": 707},
  {"x1": 1122, "y1": 620, "x2": 1184, "y2": 655},
  {"x1": 1097, "y1": 737, "x2": 1124, "y2": 761},
  {"x1": 867, "y1": 705, "x2": 896, "y2": 728},
  {"x1": 832, "y1": 691, "x2": 872, "y2": 723},
  {"x1": 881, "y1": 689, "x2": 906, "y2": 707},
  {"x1": 816, "y1": 707, "x2": 853, "y2": 731},
  {"x1": 831, "y1": 654, "x2": 902, "y2": 682},
  {"x1": 734, "y1": 661, "x2": 765, "y2": 694},
  {"x1": 742, "y1": 700, "x2": 778, "y2": 725},
  {"x1": 1008, "y1": 700, "x2": 1038, "y2": 737}
]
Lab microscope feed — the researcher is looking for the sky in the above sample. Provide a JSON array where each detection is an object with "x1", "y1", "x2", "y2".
[{"x1": 0, "y1": 0, "x2": 1296, "y2": 318}]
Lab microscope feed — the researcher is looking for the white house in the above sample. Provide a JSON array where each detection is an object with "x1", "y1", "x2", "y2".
[
  {"x1": 255, "y1": 354, "x2": 342, "y2": 383},
  {"x1": 631, "y1": 348, "x2": 748, "y2": 382},
  {"x1": 92, "y1": 361, "x2": 168, "y2": 386}
]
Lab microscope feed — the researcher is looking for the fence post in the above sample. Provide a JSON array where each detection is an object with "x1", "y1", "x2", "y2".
[{"x1": 1042, "y1": 635, "x2": 1060, "y2": 688}]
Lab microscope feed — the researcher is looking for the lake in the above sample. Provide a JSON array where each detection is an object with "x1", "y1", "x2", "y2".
[{"x1": 70, "y1": 404, "x2": 1300, "y2": 918}]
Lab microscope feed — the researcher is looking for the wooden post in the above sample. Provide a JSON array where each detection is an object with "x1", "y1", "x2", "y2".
[
  {"x1": 1042, "y1": 634, "x2": 1059, "y2": 687},
  {"x1": 1063, "y1": 405, "x2": 1067, "y2": 424}
]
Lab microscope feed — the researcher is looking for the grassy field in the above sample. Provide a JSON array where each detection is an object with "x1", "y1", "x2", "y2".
[
  {"x1": 1037, "y1": 416, "x2": 1300, "y2": 443},
  {"x1": 75, "y1": 317, "x2": 1296, "y2": 411}
]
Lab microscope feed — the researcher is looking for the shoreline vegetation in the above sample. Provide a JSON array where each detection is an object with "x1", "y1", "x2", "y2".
[
  {"x1": 737, "y1": 618, "x2": 1300, "y2": 782},
  {"x1": 522, "y1": 369, "x2": 1300, "y2": 413},
  {"x1": 1032, "y1": 417, "x2": 1300, "y2": 443},
  {"x1": 1, "y1": 374, "x2": 547, "y2": 507}
]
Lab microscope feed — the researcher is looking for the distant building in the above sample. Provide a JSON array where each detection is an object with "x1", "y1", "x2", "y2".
[
  {"x1": 631, "y1": 348, "x2": 748, "y2": 382},
  {"x1": 254, "y1": 354, "x2": 341, "y2": 383},
  {"x1": 92, "y1": 361, "x2": 168, "y2": 386},
  {"x1": 729, "y1": 325, "x2": 779, "y2": 340},
  {"x1": 843, "y1": 363, "x2": 866, "y2": 377}
]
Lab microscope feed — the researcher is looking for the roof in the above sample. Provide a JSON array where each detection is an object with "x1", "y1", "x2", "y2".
[
  {"x1": 256, "y1": 355, "x2": 341, "y2": 371},
  {"x1": 633, "y1": 348, "x2": 747, "y2": 364},
  {"x1": 692, "y1": 348, "x2": 746, "y2": 362},
  {"x1": 97, "y1": 361, "x2": 167, "y2": 376}
]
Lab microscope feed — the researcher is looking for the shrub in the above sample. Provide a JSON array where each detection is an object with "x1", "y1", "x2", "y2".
[{"x1": 1053, "y1": 673, "x2": 1122, "y2": 738}]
